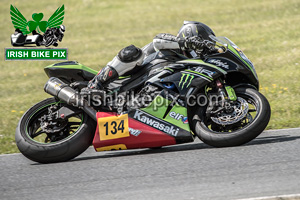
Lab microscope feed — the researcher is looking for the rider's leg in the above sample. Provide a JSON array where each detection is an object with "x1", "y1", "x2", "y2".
[{"x1": 88, "y1": 45, "x2": 145, "y2": 89}]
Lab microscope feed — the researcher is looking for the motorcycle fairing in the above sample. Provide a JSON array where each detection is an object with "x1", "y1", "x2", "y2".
[
  {"x1": 92, "y1": 94, "x2": 194, "y2": 151},
  {"x1": 139, "y1": 94, "x2": 193, "y2": 143},
  {"x1": 206, "y1": 51, "x2": 259, "y2": 89},
  {"x1": 160, "y1": 60, "x2": 226, "y2": 94},
  {"x1": 93, "y1": 111, "x2": 177, "y2": 151},
  {"x1": 205, "y1": 36, "x2": 259, "y2": 89}
]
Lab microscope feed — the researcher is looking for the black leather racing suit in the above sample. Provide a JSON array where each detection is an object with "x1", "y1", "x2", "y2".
[{"x1": 88, "y1": 33, "x2": 204, "y2": 89}]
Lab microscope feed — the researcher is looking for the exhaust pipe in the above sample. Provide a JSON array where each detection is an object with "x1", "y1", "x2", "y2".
[{"x1": 44, "y1": 77, "x2": 97, "y2": 121}]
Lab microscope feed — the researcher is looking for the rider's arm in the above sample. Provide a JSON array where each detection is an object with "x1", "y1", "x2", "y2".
[
  {"x1": 152, "y1": 33, "x2": 181, "y2": 51},
  {"x1": 153, "y1": 33, "x2": 204, "y2": 52}
]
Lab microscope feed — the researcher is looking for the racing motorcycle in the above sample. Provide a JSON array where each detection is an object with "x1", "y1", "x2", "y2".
[{"x1": 15, "y1": 36, "x2": 271, "y2": 163}]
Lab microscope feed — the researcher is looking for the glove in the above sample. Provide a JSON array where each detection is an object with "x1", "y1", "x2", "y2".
[{"x1": 178, "y1": 36, "x2": 204, "y2": 51}]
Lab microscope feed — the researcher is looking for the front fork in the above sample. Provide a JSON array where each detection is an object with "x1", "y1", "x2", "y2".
[
  {"x1": 205, "y1": 79, "x2": 237, "y2": 118},
  {"x1": 215, "y1": 79, "x2": 237, "y2": 102}
]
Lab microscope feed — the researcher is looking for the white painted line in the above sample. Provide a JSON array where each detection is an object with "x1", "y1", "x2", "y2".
[{"x1": 237, "y1": 193, "x2": 300, "y2": 200}]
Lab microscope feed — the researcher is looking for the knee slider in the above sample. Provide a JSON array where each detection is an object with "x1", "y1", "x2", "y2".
[
  {"x1": 118, "y1": 45, "x2": 143, "y2": 63},
  {"x1": 107, "y1": 45, "x2": 145, "y2": 75}
]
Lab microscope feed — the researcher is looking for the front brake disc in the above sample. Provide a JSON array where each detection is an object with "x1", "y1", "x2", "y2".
[{"x1": 211, "y1": 97, "x2": 249, "y2": 125}]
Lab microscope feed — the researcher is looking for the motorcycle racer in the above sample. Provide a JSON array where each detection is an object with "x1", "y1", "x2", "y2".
[
  {"x1": 88, "y1": 21, "x2": 216, "y2": 90},
  {"x1": 43, "y1": 25, "x2": 66, "y2": 47}
]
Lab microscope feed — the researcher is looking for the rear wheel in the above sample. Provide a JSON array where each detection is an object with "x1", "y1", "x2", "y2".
[
  {"x1": 191, "y1": 88, "x2": 271, "y2": 147},
  {"x1": 15, "y1": 98, "x2": 96, "y2": 163}
]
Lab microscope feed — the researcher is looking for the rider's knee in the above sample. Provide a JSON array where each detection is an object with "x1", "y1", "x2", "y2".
[{"x1": 108, "y1": 45, "x2": 145, "y2": 76}]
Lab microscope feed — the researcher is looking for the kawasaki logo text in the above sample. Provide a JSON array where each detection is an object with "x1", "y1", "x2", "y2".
[{"x1": 133, "y1": 110, "x2": 179, "y2": 136}]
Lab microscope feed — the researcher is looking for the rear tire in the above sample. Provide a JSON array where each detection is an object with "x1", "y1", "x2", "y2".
[
  {"x1": 15, "y1": 98, "x2": 96, "y2": 163},
  {"x1": 191, "y1": 88, "x2": 271, "y2": 147}
]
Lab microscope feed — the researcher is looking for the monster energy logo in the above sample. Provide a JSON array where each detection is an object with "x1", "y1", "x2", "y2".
[{"x1": 179, "y1": 74, "x2": 194, "y2": 89}]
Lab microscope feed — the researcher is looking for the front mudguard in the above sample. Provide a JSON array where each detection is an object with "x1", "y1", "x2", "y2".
[{"x1": 232, "y1": 83, "x2": 258, "y2": 91}]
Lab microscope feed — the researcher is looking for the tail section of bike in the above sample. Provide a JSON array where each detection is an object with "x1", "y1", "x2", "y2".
[{"x1": 44, "y1": 61, "x2": 98, "y2": 83}]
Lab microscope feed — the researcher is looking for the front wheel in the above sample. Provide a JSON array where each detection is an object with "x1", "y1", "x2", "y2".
[
  {"x1": 15, "y1": 98, "x2": 96, "y2": 163},
  {"x1": 191, "y1": 88, "x2": 271, "y2": 147}
]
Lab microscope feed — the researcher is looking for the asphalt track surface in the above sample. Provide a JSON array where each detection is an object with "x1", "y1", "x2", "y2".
[{"x1": 1, "y1": 128, "x2": 300, "y2": 200}]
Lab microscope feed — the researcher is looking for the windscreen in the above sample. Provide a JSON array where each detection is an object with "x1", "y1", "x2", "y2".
[{"x1": 209, "y1": 35, "x2": 257, "y2": 78}]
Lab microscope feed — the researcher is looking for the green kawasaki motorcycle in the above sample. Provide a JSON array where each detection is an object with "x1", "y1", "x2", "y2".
[{"x1": 15, "y1": 36, "x2": 271, "y2": 163}]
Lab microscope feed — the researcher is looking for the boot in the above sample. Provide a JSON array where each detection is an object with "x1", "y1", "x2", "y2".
[{"x1": 87, "y1": 65, "x2": 119, "y2": 90}]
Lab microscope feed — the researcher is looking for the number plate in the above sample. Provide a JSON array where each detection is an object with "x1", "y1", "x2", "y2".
[{"x1": 98, "y1": 114, "x2": 130, "y2": 140}]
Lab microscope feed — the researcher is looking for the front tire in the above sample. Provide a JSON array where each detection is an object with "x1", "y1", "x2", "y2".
[
  {"x1": 191, "y1": 88, "x2": 271, "y2": 147},
  {"x1": 15, "y1": 98, "x2": 96, "y2": 163}
]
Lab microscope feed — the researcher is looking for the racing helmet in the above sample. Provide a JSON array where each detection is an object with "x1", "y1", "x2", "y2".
[
  {"x1": 177, "y1": 21, "x2": 215, "y2": 41},
  {"x1": 177, "y1": 21, "x2": 216, "y2": 57},
  {"x1": 59, "y1": 25, "x2": 65, "y2": 34}
]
